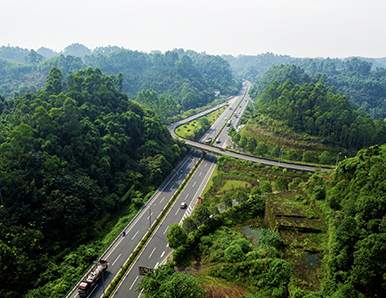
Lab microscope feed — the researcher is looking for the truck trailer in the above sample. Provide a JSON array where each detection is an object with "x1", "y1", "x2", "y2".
[{"x1": 78, "y1": 260, "x2": 108, "y2": 297}]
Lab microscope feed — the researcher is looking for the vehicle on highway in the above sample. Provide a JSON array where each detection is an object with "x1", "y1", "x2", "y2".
[
  {"x1": 78, "y1": 260, "x2": 108, "y2": 297},
  {"x1": 216, "y1": 139, "x2": 221, "y2": 144},
  {"x1": 204, "y1": 137, "x2": 212, "y2": 144},
  {"x1": 180, "y1": 202, "x2": 187, "y2": 209}
]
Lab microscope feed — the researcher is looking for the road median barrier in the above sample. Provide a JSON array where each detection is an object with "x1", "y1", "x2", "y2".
[{"x1": 105, "y1": 153, "x2": 205, "y2": 297}]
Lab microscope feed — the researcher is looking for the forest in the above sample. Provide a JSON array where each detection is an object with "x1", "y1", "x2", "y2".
[
  {"x1": 298, "y1": 144, "x2": 386, "y2": 298},
  {"x1": 0, "y1": 45, "x2": 239, "y2": 114},
  {"x1": 224, "y1": 54, "x2": 386, "y2": 120},
  {"x1": 0, "y1": 66, "x2": 188, "y2": 298},
  {"x1": 2, "y1": 44, "x2": 386, "y2": 298},
  {"x1": 252, "y1": 78, "x2": 386, "y2": 150}
]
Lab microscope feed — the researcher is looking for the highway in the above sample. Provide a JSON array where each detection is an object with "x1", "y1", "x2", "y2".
[
  {"x1": 67, "y1": 87, "x2": 249, "y2": 298},
  {"x1": 66, "y1": 150, "x2": 202, "y2": 298},
  {"x1": 169, "y1": 82, "x2": 250, "y2": 143},
  {"x1": 112, "y1": 153, "x2": 218, "y2": 298},
  {"x1": 110, "y1": 83, "x2": 252, "y2": 297},
  {"x1": 69, "y1": 82, "x2": 327, "y2": 298}
]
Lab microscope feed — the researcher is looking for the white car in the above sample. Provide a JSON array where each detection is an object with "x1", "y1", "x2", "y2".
[{"x1": 180, "y1": 202, "x2": 187, "y2": 209}]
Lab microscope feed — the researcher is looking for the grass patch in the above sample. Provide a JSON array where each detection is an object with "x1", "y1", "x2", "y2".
[
  {"x1": 238, "y1": 114, "x2": 342, "y2": 164},
  {"x1": 175, "y1": 106, "x2": 227, "y2": 140}
]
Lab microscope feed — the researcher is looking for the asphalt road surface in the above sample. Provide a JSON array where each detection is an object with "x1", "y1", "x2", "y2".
[
  {"x1": 66, "y1": 150, "x2": 202, "y2": 298},
  {"x1": 111, "y1": 153, "x2": 218, "y2": 298}
]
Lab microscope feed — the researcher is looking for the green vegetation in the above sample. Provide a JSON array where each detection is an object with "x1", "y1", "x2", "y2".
[
  {"x1": 0, "y1": 67, "x2": 187, "y2": 298},
  {"x1": 137, "y1": 262, "x2": 204, "y2": 298},
  {"x1": 175, "y1": 106, "x2": 227, "y2": 140},
  {"x1": 143, "y1": 146, "x2": 386, "y2": 297},
  {"x1": 231, "y1": 71, "x2": 386, "y2": 164},
  {"x1": 228, "y1": 117, "x2": 331, "y2": 164},
  {"x1": 0, "y1": 46, "x2": 239, "y2": 118},
  {"x1": 303, "y1": 144, "x2": 386, "y2": 297},
  {"x1": 225, "y1": 54, "x2": 386, "y2": 120},
  {"x1": 255, "y1": 79, "x2": 386, "y2": 150},
  {"x1": 148, "y1": 156, "x2": 320, "y2": 297}
]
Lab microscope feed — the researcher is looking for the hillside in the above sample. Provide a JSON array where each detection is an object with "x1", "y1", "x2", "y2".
[
  {"x1": 0, "y1": 67, "x2": 187, "y2": 298},
  {"x1": 138, "y1": 146, "x2": 386, "y2": 298},
  {"x1": 303, "y1": 144, "x2": 386, "y2": 297},
  {"x1": 224, "y1": 54, "x2": 386, "y2": 120},
  {"x1": 0, "y1": 46, "x2": 239, "y2": 114}
]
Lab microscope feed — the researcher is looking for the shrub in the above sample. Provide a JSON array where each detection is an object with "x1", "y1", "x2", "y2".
[
  {"x1": 258, "y1": 229, "x2": 283, "y2": 249},
  {"x1": 224, "y1": 244, "x2": 245, "y2": 262},
  {"x1": 313, "y1": 185, "x2": 326, "y2": 200},
  {"x1": 261, "y1": 181, "x2": 272, "y2": 193},
  {"x1": 274, "y1": 177, "x2": 288, "y2": 191}
]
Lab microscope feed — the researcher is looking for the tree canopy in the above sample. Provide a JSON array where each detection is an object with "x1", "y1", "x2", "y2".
[
  {"x1": 254, "y1": 78, "x2": 386, "y2": 150},
  {"x1": 0, "y1": 67, "x2": 186, "y2": 297}
]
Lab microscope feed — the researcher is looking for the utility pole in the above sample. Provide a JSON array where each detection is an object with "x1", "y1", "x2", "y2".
[{"x1": 278, "y1": 148, "x2": 283, "y2": 166}]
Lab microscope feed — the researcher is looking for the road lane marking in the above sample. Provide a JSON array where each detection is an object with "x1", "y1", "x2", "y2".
[
  {"x1": 146, "y1": 212, "x2": 154, "y2": 220},
  {"x1": 170, "y1": 185, "x2": 174, "y2": 190},
  {"x1": 149, "y1": 247, "x2": 157, "y2": 259},
  {"x1": 88, "y1": 282, "x2": 98, "y2": 296},
  {"x1": 161, "y1": 251, "x2": 165, "y2": 258},
  {"x1": 192, "y1": 181, "x2": 196, "y2": 188},
  {"x1": 129, "y1": 276, "x2": 139, "y2": 290},
  {"x1": 175, "y1": 209, "x2": 179, "y2": 215},
  {"x1": 155, "y1": 262, "x2": 159, "y2": 269},
  {"x1": 204, "y1": 163, "x2": 207, "y2": 167},
  {"x1": 160, "y1": 196, "x2": 165, "y2": 203},
  {"x1": 199, "y1": 172, "x2": 202, "y2": 176},
  {"x1": 131, "y1": 230, "x2": 139, "y2": 240},
  {"x1": 111, "y1": 254, "x2": 121, "y2": 266},
  {"x1": 163, "y1": 226, "x2": 169, "y2": 235}
]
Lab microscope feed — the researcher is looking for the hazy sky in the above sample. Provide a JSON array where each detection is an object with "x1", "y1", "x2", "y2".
[{"x1": 1, "y1": 0, "x2": 385, "y2": 58}]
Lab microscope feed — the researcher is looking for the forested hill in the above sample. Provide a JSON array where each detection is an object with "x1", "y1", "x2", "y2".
[
  {"x1": 225, "y1": 54, "x2": 386, "y2": 120},
  {"x1": 253, "y1": 78, "x2": 386, "y2": 150},
  {"x1": 310, "y1": 144, "x2": 386, "y2": 297},
  {"x1": 85, "y1": 49, "x2": 237, "y2": 109},
  {"x1": 0, "y1": 45, "x2": 239, "y2": 112},
  {"x1": 0, "y1": 67, "x2": 187, "y2": 297}
]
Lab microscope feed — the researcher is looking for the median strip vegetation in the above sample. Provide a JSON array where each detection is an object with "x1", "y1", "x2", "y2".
[
  {"x1": 104, "y1": 152, "x2": 205, "y2": 297},
  {"x1": 175, "y1": 106, "x2": 227, "y2": 141}
]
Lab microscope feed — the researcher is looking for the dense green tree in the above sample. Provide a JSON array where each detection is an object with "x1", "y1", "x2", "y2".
[
  {"x1": 256, "y1": 141, "x2": 269, "y2": 155},
  {"x1": 182, "y1": 217, "x2": 197, "y2": 235},
  {"x1": 261, "y1": 181, "x2": 272, "y2": 193},
  {"x1": 0, "y1": 67, "x2": 186, "y2": 298},
  {"x1": 166, "y1": 223, "x2": 188, "y2": 249},
  {"x1": 247, "y1": 137, "x2": 257, "y2": 152},
  {"x1": 137, "y1": 263, "x2": 204, "y2": 298},
  {"x1": 191, "y1": 204, "x2": 211, "y2": 226},
  {"x1": 239, "y1": 135, "x2": 248, "y2": 148},
  {"x1": 274, "y1": 177, "x2": 288, "y2": 192}
]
